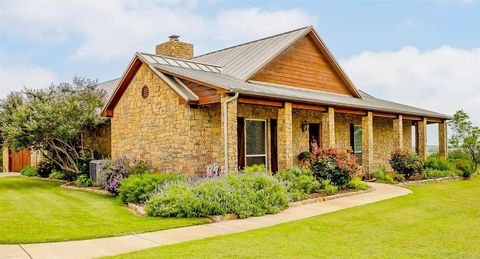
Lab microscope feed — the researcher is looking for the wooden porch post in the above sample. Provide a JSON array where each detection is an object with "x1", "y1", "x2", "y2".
[
  {"x1": 277, "y1": 102, "x2": 293, "y2": 170},
  {"x1": 438, "y1": 120, "x2": 448, "y2": 159},
  {"x1": 322, "y1": 107, "x2": 336, "y2": 147},
  {"x1": 417, "y1": 118, "x2": 428, "y2": 161},
  {"x1": 393, "y1": 115, "x2": 404, "y2": 150},
  {"x1": 362, "y1": 111, "x2": 374, "y2": 172}
]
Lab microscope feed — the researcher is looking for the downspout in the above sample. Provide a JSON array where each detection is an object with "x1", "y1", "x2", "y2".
[{"x1": 223, "y1": 92, "x2": 239, "y2": 174}]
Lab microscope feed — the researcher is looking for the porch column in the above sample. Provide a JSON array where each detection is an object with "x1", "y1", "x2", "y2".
[
  {"x1": 322, "y1": 107, "x2": 336, "y2": 147},
  {"x1": 438, "y1": 120, "x2": 448, "y2": 159},
  {"x1": 417, "y1": 118, "x2": 428, "y2": 161},
  {"x1": 393, "y1": 115, "x2": 404, "y2": 150},
  {"x1": 362, "y1": 111, "x2": 374, "y2": 172},
  {"x1": 221, "y1": 95, "x2": 238, "y2": 173},
  {"x1": 278, "y1": 102, "x2": 293, "y2": 170},
  {"x1": 2, "y1": 147, "x2": 9, "y2": 173}
]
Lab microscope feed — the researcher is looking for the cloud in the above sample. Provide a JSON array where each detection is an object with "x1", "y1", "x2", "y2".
[
  {"x1": 341, "y1": 45, "x2": 480, "y2": 128},
  {"x1": 0, "y1": 1, "x2": 315, "y2": 62},
  {"x1": 0, "y1": 62, "x2": 57, "y2": 98}
]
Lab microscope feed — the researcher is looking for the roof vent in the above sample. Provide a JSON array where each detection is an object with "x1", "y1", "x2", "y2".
[{"x1": 169, "y1": 35, "x2": 180, "y2": 41}]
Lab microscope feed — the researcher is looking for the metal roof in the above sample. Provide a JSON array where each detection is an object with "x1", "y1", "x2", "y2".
[
  {"x1": 97, "y1": 78, "x2": 120, "y2": 100},
  {"x1": 139, "y1": 52, "x2": 222, "y2": 73},
  {"x1": 192, "y1": 26, "x2": 311, "y2": 80}
]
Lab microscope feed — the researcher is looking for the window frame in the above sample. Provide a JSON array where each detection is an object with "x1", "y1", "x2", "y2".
[
  {"x1": 350, "y1": 124, "x2": 363, "y2": 165},
  {"x1": 244, "y1": 118, "x2": 268, "y2": 169}
]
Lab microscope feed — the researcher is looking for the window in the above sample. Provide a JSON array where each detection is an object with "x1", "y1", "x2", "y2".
[
  {"x1": 245, "y1": 119, "x2": 267, "y2": 168},
  {"x1": 351, "y1": 124, "x2": 362, "y2": 164}
]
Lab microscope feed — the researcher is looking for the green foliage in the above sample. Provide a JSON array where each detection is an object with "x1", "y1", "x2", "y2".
[
  {"x1": 345, "y1": 178, "x2": 369, "y2": 190},
  {"x1": 129, "y1": 160, "x2": 149, "y2": 175},
  {"x1": 275, "y1": 167, "x2": 320, "y2": 201},
  {"x1": 311, "y1": 147, "x2": 362, "y2": 187},
  {"x1": 389, "y1": 149, "x2": 424, "y2": 179},
  {"x1": 451, "y1": 159, "x2": 473, "y2": 178},
  {"x1": 0, "y1": 77, "x2": 106, "y2": 174},
  {"x1": 20, "y1": 166, "x2": 37, "y2": 177},
  {"x1": 48, "y1": 170, "x2": 69, "y2": 180},
  {"x1": 388, "y1": 172, "x2": 406, "y2": 182},
  {"x1": 449, "y1": 110, "x2": 480, "y2": 174},
  {"x1": 372, "y1": 166, "x2": 394, "y2": 183},
  {"x1": 425, "y1": 155, "x2": 455, "y2": 171},
  {"x1": 145, "y1": 173, "x2": 289, "y2": 219},
  {"x1": 74, "y1": 175, "x2": 93, "y2": 187},
  {"x1": 242, "y1": 164, "x2": 267, "y2": 174},
  {"x1": 118, "y1": 173, "x2": 184, "y2": 204},
  {"x1": 320, "y1": 180, "x2": 338, "y2": 195},
  {"x1": 422, "y1": 169, "x2": 454, "y2": 179}
]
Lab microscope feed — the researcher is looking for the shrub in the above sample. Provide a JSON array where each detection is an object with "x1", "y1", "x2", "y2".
[
  {"x1": 298, "y1": 151, "x2": 313, "y2": 168},
  {"x1": 451, "y1": 159, "x2": 473, "y2": 178},
  {"x1": 320, "y1": 180, "x2": 338, "y2": 195},
  {"x1": 98, "y1": 158, "x2": 131, "y2": 195},
  {"x1": 425, "y1": 156, "x2": 455, "y2": 171},
  {"x1": 118, "y1": 173, "x2": 184, "y2": 204},
  {"x1": 243, "y1": 164, "x2": 267, "y2": 174},
  {"x1": 372, "y1": 166, "x2": 394, "y2": 183},
  {"x1": 129, "y1": 160, "x2": 149, "y2": 175},
  {"x1": 48, "y1": 170, "x2": 68, "y2": 180},
  {"x1": 388, "y1": 172, "x2": 406, "y2": 182},
  {"x1": 20, "y1": 166, "x2": 37, "y2": 177},
  {"x1": 345, "y1": 178, "x2": 369, "y2": 190},
  {"x1": 74, "y1": 175, "x2": 93, "y2": 187},
  {"x1": 145, "y1": 173, "x2": 289, "y2": 219},
  {"x1": 275, "y1": 167, "x2": 320, "y2": 201},
  {"x1": 422, "y1": 169, "x2": 454, "y2": 179},
  {"x1": 389, "y1": 149, "x2": 424, "y2": 179},
  {"x1": 311, "y1": 147, "x2": 362, "y2": 187}
]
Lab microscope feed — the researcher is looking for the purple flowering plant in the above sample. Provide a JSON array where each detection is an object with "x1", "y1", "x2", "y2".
[{"x1": 98, "y1": 157, "x2": 131, "y2": 195}]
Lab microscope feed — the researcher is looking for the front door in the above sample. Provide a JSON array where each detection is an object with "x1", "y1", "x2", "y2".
[{"x1": 309, "y1": 123, "x2": 321, "y2": 151}]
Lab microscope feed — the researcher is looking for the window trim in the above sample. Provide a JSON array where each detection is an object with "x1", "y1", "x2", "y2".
[
  {"x1": 244, "y1": 118, "x2": 268, "y2": 169},
  {"x1": 350, "y1": 124, "x2": 362, "y2": 164}
]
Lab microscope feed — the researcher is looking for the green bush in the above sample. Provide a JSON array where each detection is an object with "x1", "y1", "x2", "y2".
[
  {"x1": 118, "y1": 173, "x2": 184, "y2": 204},
  {"x1": 451, "y1": 159, "x2": 473, "y2": 178},
  {"x1": 345, "y1": 178, "x2": 369, "y2": 190},
  {"x1": 311, "y1": 147, "x2": 362, "y2": 187},
  {"x1": 20, "y1": 166, "x2": 37, "y2": 177},
  {"x1": 389, "y1": 149, "x2": 424, "y2": 179},
  {"x1": 243, "y1": 164, "x2": 267, "y2": 174},
  {"x1": 74, "y1": 175, "x2": 93, "y2": 187},
  {"x1": 320, "y1": 180, "x2": 338, "y2": 195},
  {"x1": 388, "y1": 172, "x2": 406, "y2": 182},
  {"x1": 48, "y1": 170, "x2": 68, "y2": 180},
  {"x1": 372, "y1": 166, "x2": 394, "y2": 183},
  {"x1": 275, "y1": 167, "x2": 320, "y2": 201},
  {"x1": 422, "y1": 169, "x2": 454, "y2": 179},
  {"x1": 425, "y1": 156, "x2": 455, "y2": 171},
  {"x1": 145, "y1": 173, "x2": 289, "y2": 219}
]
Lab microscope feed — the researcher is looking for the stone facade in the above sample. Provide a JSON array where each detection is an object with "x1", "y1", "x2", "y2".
[
  {"x1": 84, "y1": 123, "x2": 112, "y2": 158},
  {"x1": 155, "y1": 36, "x2": 194, "y2": 60},
  {"x1": 221, "y1": 96, "x2": 238, "y2": 172}
]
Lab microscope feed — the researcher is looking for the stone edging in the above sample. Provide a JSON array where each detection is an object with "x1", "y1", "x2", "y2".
[
  {"x1": 289, "y1": 187, "x2": 374, "y2": 208},
  {"x1": 396, "y1": 176, "x2": 462, "y2": 186},
  {"x1": 126, "y1": 203, "x2": 147, "y2": 216},
  {"x1": 60, "y1": 183, "x2": 112, "y2": 195}
]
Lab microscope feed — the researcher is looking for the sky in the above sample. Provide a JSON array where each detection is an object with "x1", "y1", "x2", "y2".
[{"x1": 0, "y1": 0, "x2": 479, "y2": 145}]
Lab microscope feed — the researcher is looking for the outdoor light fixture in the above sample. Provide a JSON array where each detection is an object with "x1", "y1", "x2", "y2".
[{"x1": 301, "y1": 119, "x2": 309, "y2": 132}]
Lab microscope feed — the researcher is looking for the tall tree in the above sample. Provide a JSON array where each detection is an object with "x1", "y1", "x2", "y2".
[
  {"x1": 449, "y1": 110, "x2": 480, "y2": 174},
  {"x1": 0, "y1": 77, "x2": 106, "y2": 173}
]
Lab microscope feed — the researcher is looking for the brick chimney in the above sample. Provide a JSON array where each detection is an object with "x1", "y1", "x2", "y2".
[{"x1": 155, "y1": 35, "x2": 193, "y2": 60}]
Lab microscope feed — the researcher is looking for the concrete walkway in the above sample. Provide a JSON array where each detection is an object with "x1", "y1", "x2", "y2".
[{"x1": 0, "y1": 182, "x2": 412, "y2": 259}]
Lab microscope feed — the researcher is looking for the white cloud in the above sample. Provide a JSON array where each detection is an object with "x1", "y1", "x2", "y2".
[
  {"x1": 341, "y1": 45, "x2": 480, "y2": 131},
  {"x1": 0, "y1": 62, "x2": 56, "y2": 98},
  {"x1": 0, "y1": 1, "x2": 315, "y2": 62}
]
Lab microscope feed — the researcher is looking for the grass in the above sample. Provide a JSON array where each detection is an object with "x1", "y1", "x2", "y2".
[
  {"x1": 0, "y1": 177, "x2": 208, "y2": 244},
  {"x1": 108, "y1": 177, "x2": 480, "y2": 258}
]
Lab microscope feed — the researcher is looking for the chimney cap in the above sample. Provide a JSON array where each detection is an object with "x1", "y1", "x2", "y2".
[{"x1": 168, "y1": 35, "x2": 180, "y2": 41}]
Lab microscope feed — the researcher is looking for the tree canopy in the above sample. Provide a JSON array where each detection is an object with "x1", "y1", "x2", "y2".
[
  {"x1": 0, "y1": 77, "x2": 106, "y2": 173},
  {"x1": 449, "y1": 110, "x2": 480, "y2": 173}
]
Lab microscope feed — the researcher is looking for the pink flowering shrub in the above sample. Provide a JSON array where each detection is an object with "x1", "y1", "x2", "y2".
[{"x1": 310, "y1": 147, "x2": 363, "y2": 187}]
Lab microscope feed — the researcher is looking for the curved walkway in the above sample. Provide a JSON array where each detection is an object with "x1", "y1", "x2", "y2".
[{"x1": 0, "y1": 182, "x2": 412, "y2": 259}]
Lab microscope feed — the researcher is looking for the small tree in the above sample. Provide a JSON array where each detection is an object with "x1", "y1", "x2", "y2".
[
  {"x1": 448, "y1": 110, "x2": 480, "y2": 174},
  {"x1": 0, "y1": 76, "x2": 105, "y2": 174}
]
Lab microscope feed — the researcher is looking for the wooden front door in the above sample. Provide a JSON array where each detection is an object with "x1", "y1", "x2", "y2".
[{"x1": 9, "y1": 149, "x2": 31, "y2": 172}]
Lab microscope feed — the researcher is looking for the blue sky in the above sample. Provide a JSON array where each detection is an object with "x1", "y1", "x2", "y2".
[{"x1": 0, "y1": 0, "x2": 479, "y2": 144}]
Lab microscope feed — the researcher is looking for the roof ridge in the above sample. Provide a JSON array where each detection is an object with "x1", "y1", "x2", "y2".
[
  {"x1": 139, "y1": 52, "x2": 223, "y2": 68},
  {"x1": 194, "y1": 25, "x2": 312, "y2": 59}
]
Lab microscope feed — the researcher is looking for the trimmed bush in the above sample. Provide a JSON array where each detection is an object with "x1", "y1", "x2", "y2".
[
  {"x1": 372, "y1": 166, "x2": 393, "y2": 183},
  {"x1": 425, "y1": 156, "x2": 455, "y2": 171},
  {"x1": 389, "y1": 149, "x2": 424, "y2": 179},
  {"x1": 48, "y1": 170, "x2": 69, "y2": 180},
  {"x1": 118, "y1": 173, "x2": 184, "y2": 204},
  {"x1": 243, "y1": 164, "x2": 267, "y2": 174},
  {"x1": 275, "y1": 167, "x2": 320, "y2": 201},
  {"x1": 311, "y1": 147, "x2": 362, "y2": 187},
  {"x1": 74, "y1": 175, "x2": 93, "y2": 187},
  {"x1": 320, "y1": 180, "x2": 338, "y2": 195},
  {"x1": 422, "y1": 169, "x2": 454, "y2": 179},
  {"x1": 20, "y1": 166, "x2": 37, "y2": 177},
  {"x1": 345, "y1": 178, "x2": 369, "y2": 190},
  {"x1": 145, "y1": 173, "x2": 289, "y2": 219},
  {"x1": 98, "y1": 158, "x2": 147, "y2": 195}
]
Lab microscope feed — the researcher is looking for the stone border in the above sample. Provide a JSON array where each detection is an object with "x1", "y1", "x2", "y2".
[
  {"x1": 290, "y1": 187, "x2": 374, "y2": 208},
  {"x1": 126, "y1": 203, "x2": 147, "y2": 216},
  {"x1": 396, "y1": 176, "x2": 462, "y2": 187},
  {"x1": 60, "y1": 183, "x2": 112, "y2": 195}
]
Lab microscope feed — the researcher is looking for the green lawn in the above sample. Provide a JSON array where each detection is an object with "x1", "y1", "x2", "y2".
[
  {"x1": 0, "y1": 177, "x2": 208, "y2": 244},
  {"x1": 109, "y1": 177, "x2": 480, "y2": 258}
]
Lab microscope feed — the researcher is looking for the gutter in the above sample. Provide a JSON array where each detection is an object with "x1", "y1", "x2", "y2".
[{"x1": 223, "y1": 92, "x2": 239, "y2": 174}]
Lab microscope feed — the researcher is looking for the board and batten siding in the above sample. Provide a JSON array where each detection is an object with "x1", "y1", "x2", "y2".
[{"x1": 251, "y1": 34, "x2": 354, "y2": 96}]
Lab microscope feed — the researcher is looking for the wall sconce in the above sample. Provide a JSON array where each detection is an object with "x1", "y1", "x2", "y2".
[{"x1": 301, "y1": 119, "x2": 309, "y2": 132}]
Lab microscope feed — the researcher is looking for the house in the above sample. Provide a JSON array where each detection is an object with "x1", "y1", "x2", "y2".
[{"x1": 94, "y1": 26, "x2": 449, "y2": 175}]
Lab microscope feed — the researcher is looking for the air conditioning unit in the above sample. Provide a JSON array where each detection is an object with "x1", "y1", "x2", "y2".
[{"x1": 89, "y1": 160, "x2": 106, "y2": 185}]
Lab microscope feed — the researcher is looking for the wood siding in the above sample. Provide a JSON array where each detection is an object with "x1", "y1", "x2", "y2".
[
  {"x1": 251, "y1": 34, "x2": 354, "y2": 96},
  {"x1": 180, "y1": 79, "x2": 220, "y2": 105}
]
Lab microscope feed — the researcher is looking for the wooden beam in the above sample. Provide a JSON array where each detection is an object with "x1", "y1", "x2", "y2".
[
  {"x1": 334, "y1": 107, "x2": 367, "y2": 116},
  {"x1": 237, "y1": 97, "x2": 283, "y2": 107},
  {"x1": 427, "y1": 117, "x2": 443, "y2": 123},
  {"x1": 373, "y1": 112, "x2": 397, "y2": 119},
  {"x1": 403, "y1": 115, "x2": 422, "y2": 121},
  {"x1": 291, "y1": 103, "x2": 327, "y2": 111}
]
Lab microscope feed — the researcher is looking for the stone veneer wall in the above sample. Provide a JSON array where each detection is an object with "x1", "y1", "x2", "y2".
[{"x1": 84, "y1": 123, "x2": 112, "y2": 158}]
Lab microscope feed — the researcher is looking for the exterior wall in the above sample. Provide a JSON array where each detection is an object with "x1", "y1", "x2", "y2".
[
  {"x1": 111, "y1": 63, "x2": 221, "y2": 175},
  {"x1": 292, "y1": 109, "x2": 322, "y2": 164},
  {"x1": 84, "y1": 123, "x2": 112, "y2": 158}
]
